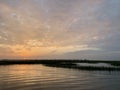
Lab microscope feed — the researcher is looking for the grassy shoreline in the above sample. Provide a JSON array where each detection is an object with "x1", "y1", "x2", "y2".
[{"x1": 0, "y1": 60, "x2": 120, "y2": 71}]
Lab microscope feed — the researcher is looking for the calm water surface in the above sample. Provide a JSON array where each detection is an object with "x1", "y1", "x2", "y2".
[{"x1": 0, "y1": 65, "x2": 120, "y2": 90}]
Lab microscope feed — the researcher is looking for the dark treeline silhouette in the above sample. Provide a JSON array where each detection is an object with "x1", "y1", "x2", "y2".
[{"x1": 0, "y1": 59, "x2": 120, "y2": 71}]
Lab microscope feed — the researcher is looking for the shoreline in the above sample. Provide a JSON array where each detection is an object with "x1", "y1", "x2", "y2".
[{"x1": 0, "y1": 60, "x2": 120, "y2": 71}]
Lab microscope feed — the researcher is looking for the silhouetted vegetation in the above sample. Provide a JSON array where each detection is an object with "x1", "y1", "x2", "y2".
[
  {"x1": 0, "y1": 59, "x2": 120, "y2": 71},
  {"x1": 43, "y1": 63, "x2": 120, "y2": 71}
]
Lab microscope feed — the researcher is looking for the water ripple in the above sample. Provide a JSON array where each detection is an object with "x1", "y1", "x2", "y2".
[{"x1": 0, "y1": 65, "x2": 120, "y2": 90}]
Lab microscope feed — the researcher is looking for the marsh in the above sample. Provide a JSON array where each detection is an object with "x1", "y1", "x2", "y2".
[{"x1": 0, "y1": 64, "x2": 120, "y2": 90}]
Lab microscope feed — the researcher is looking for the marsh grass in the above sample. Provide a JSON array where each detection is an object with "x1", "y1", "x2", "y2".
[{"x1": 0, "y1": 59, "x2": 120, "y2": 71}]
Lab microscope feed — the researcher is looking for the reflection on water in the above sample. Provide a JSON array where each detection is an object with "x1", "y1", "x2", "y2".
[{"x1": 0, "y1": 65, "x2": 120, "y2": 90}]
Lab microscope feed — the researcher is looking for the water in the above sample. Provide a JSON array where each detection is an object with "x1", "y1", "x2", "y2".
[
  {"x1": 76, "y1": 63, "x2": 115, "y2": 67},
  {"x1": 0, "y1": 65, "x2": 120, "y2": 90}
]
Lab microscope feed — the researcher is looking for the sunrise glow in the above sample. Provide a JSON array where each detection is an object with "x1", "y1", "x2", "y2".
[{"x1": 0, "y1": 0, "x2": 120, "y2": 60}]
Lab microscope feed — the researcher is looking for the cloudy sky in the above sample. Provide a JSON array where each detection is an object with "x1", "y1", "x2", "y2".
[{"x1": 0, "y1": 0, "x2": 120, "y2": 60}]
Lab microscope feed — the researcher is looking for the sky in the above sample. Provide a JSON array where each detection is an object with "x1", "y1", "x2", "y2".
[{"x1": 0, "y1": 0, "x2": 120, "y2": 60}]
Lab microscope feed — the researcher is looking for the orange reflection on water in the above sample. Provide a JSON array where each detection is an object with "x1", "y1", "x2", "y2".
[{"x1": 5, "y1": 65, "x2": 73, "y2": 84}]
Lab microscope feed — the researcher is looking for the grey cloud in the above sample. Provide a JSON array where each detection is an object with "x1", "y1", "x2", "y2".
[
  {"x1": 58, "y1": 50, "x2": 120, "y2": 60},
  {"x1": 0, "y1": 0, "x2": 120, "y2": 59}
]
